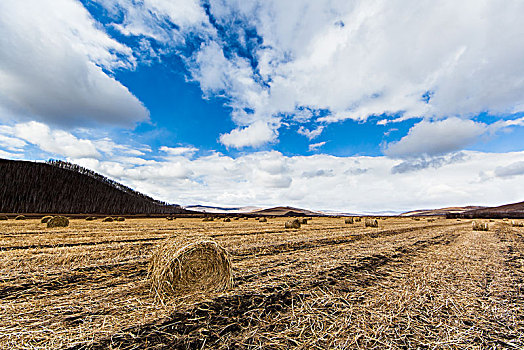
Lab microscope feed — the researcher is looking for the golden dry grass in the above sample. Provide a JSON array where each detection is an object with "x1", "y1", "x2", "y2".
[{"x1": 0, "y1": 216, "x2": 522, "y2": 349}]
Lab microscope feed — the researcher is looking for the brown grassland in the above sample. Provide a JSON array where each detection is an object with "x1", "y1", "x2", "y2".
[{"x1": 0, "y1": 217, "x2": 523, "y2": 349}]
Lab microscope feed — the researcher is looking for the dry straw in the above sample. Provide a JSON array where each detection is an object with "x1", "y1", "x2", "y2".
[
  {"x1": 365, "y1": 218, "x2": 379, "y2": 228},
  {"x1": 102, "y1": 217, "x2": 114, "y2": 222},
  {"x1": 15, "y1": 215, "x2": 26, "y2": 220},
  {"x1": 285, "y1": 219, "x2": 301, "y2": 229},
  {"x1": 148, "y1": 238, "x2": 233, "y2": 300},
  {"x1": 345, "y1": 217, "x2": 354, "y2": 224},
  {"x1": 47, "y1": 216, "x2": 69, "y2": 228},
  {"x1": 472, "y1": 221, "x2": 489, "y2": 231},
  {"x1": 41, "y1": 216, "x2": 53, "y2": 224}
]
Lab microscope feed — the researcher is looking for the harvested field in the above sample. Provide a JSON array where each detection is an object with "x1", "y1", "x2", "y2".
[{"x1": 0, "y1": 217, "x2": 523, "y2": 349}]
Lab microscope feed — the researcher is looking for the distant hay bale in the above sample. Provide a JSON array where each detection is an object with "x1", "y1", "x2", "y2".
[
  {"x1": 299, "y1": 218, "x2": 308, "y2": 224},
  {"x1": 285, "y1": 219, "x2": 301, "y2": 229},
  {"x1": 116, "y1": 217, "x2": 125, "y2": 222},
  {"x1": 427, "y1": 219, "x2": 435, "y2": 222},
  {"x1": 365, "y1": 218, "x2": 379, "y2": 228},
  {"x1": 354, "y1": 217, "x2": 361, "y2": 222},
  {"x1": 41, "y1": 216, "x2": 53, "y2": 224},
  {"x1": 0, "y1": 215, "x2": 8, "y2": 221},
  {"x1": 102, "y1": 217, "x2": 114, "y2": 222},
  {"x1": 345, "y1": 217, "x2": 354, "y2": 224},
  {"x1": 203, "y1": 217, "x2": 214, "y2": 222},
  {"x1": 148, "y1": 238, "x2": 232, "y2": 299},
  {"x1": 223, "y1": 218, "x2": 231, "y2": 222},
  {"x1": 511, "y1": 220, "x2": 524, "y2": 227},
  {"x1": 233, "y1": 217, "x2": 240, "y2": 220},
  {"x1": 259, "y1": 217, "x2": 267, "y2": 222},
  {"x1": 15, "y1": 215, "x2": 26, "y2": 220},
  {"x1": 166, "y1": 217, "x2": 173, "y2": 221},
  {"x1": 255, "y1": 217, "x2": 260, "y2": 221},
  {"x1": 472, "y1": 221, "x2": 489, "y2": 231},
  {"x1": 47, "y1": 216, "x2": 69, "y2": 228},
  {"x1": 244, "y1": 217, "x2": 249, "y2": 220},
  {"x1": 85, "y1": 216, "x2": 97, "y2": 221}
]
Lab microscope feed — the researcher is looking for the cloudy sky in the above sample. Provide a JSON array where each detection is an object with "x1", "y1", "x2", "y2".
[{"x1": 2, "y1": 0, "x2": 524, "y2": 213}]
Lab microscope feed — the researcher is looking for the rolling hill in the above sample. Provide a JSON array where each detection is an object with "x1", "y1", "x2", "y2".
[
  {"x1": 454, "y1": 201, "x2": 524, "y2": 218},
  {"x1": 0, "y1": 159, "x2": 192, "y2": 215}
]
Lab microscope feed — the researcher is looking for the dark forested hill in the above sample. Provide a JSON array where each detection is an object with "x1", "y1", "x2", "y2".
[{"x1": 0, "y1": 159, "x2": 192, "y2": 215}]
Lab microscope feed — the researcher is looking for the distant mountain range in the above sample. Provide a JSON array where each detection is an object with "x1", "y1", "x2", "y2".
[{"x1": 0, "y1": 159, "x2": 192, "y2": 215}]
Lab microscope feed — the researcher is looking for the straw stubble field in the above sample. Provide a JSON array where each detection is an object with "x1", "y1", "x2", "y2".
[{"x1": 0, "y1": 217, "x2": 523, "y2": 349}]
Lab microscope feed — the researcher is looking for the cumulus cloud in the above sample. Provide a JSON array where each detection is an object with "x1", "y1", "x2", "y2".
[
  {"x1": 95, "y1": 0, "x2": 524, "y2": 147},
  {"x1": 385, "y1": 118, "x2": 487, "y2": 157},
  {"x1": 298, "y1": 126, "x2": 325, "y2": 140},
  {"x1": 159, "y1": 146, "x2": 198, "y2": 157},
  {"x1": 220, "y1": 121, "x2": 278, "y2": 148},
  {"x1": 0, "y1": 0, "x2": 148, "y2": 127}
]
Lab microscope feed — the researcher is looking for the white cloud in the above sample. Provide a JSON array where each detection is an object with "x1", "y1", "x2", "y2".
[
  {"x1": 309, "y1": 141, "x2": 326, "y2": 152},
  {"x1": 385, "y1": 118, "x2": 488, "y2": 157},
  {"x1": 0, "y1": 0, "x2": 148, "y2": 127},
  {"x1": 102, "y1": 0, "x2": 524, "y2": 148},
  {"x1": 220, "y1": 120, "x2": 278, "y2": 148},
  {"x1": 298, "y1": 125, "x2": 325, "y2": 140},
  {"x1": 159, "y1": 145, "x2": 198, "y2": 157}
]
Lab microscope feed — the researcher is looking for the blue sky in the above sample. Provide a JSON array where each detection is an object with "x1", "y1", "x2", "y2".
[{"x1": 2, "y1": 0, "x2": 524, "y2": 212}]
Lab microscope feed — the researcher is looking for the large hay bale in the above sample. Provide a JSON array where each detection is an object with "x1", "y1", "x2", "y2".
[
  {"x1": 285, "y1": 219, "x2": 301, "y2": 229},
  {"x1": 259, "y1": 217, "x2": 267, "y2": 223},
  {"x1": 15, "y1": 215, "x2": 26, "y2": 220},
  {"x1": 102, "y1": 217, "x2": 114, "y2": 222},
  {"x1": 472, "y1": 221, "x2": 489, "y2": 231},
  {"x1": 116, "y1": 217, "x2": 125, "y2": 222},
  {"x1": 345, "y1": 217, "x2": 354, "y2": 224},
  {"x1": 41, "y1": 216, "x2": 53, "y2": 224},
  {"x1": 365, "y1": 218, "x2": 379, "y2": 228},
  {"x1": 148, "y1": 238, "x2": 232, "y2": 299},
  {"x1": 47, "y1": 216, "x2": 69, "y2": 228},
  {"x1": 0, "y1": 215, "x2": 8, "y2": 221}
]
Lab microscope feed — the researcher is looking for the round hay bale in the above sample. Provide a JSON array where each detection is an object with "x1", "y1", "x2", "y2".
[
  {"x1": 116, "y1": 217, "x2": 125, "y2": 222},
  {"x1": 244, "y1": 217, "x2": 249, "y2": 220},
  {"x1": 0, "y1": 215, "x2": 8, "y2": 221},
  {"x1": 365, "y1": 218, "x2": 379, "y2": 228},
  {"x1": 259, "y1": 217, "x2": 267, "y2": 223},
  {"x1": 472, "y1": 221, "x2": 489, "y2": 231},
  {"x1": 85, "y1": 216, "x2": 97, "y2": 221},
  {"x1": 233, "y1": 217, "x2": 239, "y2": 220},
  {"x1": 41, "y1": 216, "x2": 53, "y2": 224},
  {"x1": 202, "y1": 217, "x2": 214, "y2": 222},
  {"x1": 166, "y1": 217, "x2": 173, "y2": 221},
  {"x1": 354, "y1": 217, "x2": 361, "y2": 222},
  {"x1": 299, "y1": 218, "x2": 308, "y2": 224},
  {"x1": 148, "y1": 238, "x2": 232, "y2": 299},
  {"x1": 47, "y1": 216, "x2": 69, "y2": 228},
  {"x1": 15, "y1": 215, "x2": 26, "y2": 220},
  {"x1": 285, "y1": 219, "x2": 301, "y2": 229},
  {"x1": 223, "y1": 218, "x2": 231, "y2": 222},
  {"x1": 345, "y1": 217, "x2": 354, "y2": 224},
  {"x1": 102, "y1": 217, "x2": 114, "y2": 222}
]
